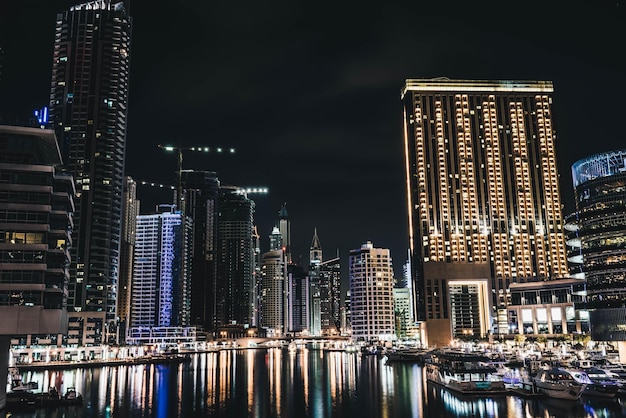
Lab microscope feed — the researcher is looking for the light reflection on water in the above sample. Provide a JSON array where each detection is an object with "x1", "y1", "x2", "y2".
[{"x1": 6, "y1": 349, "x2": 626, "y2": 418}]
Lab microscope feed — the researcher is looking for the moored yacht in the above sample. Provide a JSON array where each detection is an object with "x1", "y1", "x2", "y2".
[
  {"x1": 575, "y1": 367, "x2": 621, "y2": 398},
  {"x1": 533, "y1": 368, "x2": 586, "y2": 400},
  {"x1": 424, "y1": 349, "x2": 507, "y2": 395}
]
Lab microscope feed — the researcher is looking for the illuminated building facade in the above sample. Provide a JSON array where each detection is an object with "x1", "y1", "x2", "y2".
[
  {"x1": 317, "y1": 257, "x2": 342, "y2": 336},
  {"x1": 0, "y1": 126, "x2": 74, "y2": 408},
  {"x1": 569, "y1": 150, "x2": 626, "y2": 348},
  {"x1": 506, "y1": 278, "x2": 587, "y2": 336},
  {"x1": 309, "y1": 229, "x2": 322, "y2": 336},
  {"x1": 393, "y1": 287, "x2": 412, "y2": 339},
  {"x1": 260, "y1": 249, "x2": 286, "y2": 336},
  {"x1": 128, "y1": 206, "x2": 192, "y2": 340},
  {"x1": 309, "y1": 229, "x2": 342, "y2": 336},
  {"x1": 349, "y1": 242, "x2": 395, "y2": 342},
  {"x1": 287, "y1": 264, "x2": 309, "y2": 334},
  {"x1": 402, "y1": 78, "x2": 570, "y2": 346},
  {"x1": 117, "y1": 176, "x2": 139, "y2": 337},
  {"x1": 49, "y1": 1, "x2": 132, "y2": 342}
]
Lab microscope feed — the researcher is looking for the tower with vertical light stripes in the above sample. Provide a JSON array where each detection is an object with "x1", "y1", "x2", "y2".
[{"x1": 402, "y1": 78, "x2": 569, "y2": 346}]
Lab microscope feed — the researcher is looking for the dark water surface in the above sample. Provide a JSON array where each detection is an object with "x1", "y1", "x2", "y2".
[{"x1": 5, "y1": 348, "x2": 626, "y2": 417}]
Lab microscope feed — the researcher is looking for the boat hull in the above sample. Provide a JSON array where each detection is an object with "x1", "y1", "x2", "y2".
[{"x1": 534, "y1": 382, "x2": 585, "y2": 400}]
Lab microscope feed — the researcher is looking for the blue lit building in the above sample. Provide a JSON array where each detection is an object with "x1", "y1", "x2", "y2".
[{"x1": 127, "y1": 206, "x2": 193, "y2": 345}]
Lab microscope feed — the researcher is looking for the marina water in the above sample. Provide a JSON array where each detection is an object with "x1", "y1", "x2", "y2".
[{"x1": 6, "y1": 348, "x2": 626, "y2": 418}]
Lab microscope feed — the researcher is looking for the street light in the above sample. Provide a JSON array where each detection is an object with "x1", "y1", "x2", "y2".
[{"x1": 158, "y1": 144, "x2": 236, "y2": 213}]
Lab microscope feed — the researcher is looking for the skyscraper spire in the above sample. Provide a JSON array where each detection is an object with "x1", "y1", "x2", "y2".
[
  {"x1": 310, "y1": 227, "x2": 322, "y2": 265},
  {"x1": 277, "y1": 202, "x2": 291, "y2": 263},
  {"x1": 278, "y1": 202, "x2": 288, "y2": 219}
]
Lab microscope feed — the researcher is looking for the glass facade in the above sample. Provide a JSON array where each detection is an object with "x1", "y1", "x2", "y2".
[
  {"x1": 569, "y1": 149, "x2": 626, "y2": 341},
  {"x1": 49, "y1": 2, "x2": 132, "y2": 336},
  {"x1": 130, "y1": 208, "x2": 192, "y2": 330},
  {"x1": 216, "y1": 187, "x2": 255, "y2": 328},
  {"x1": 0, "y1": 125, "x2": 74, "y2": 335}
]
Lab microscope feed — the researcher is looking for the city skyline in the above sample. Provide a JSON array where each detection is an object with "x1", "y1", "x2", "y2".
[{"x1": 1, "y1": 1, "x2": 625, "y2": 278}]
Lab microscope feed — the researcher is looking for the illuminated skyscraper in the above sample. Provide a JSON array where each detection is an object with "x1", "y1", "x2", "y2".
[
  {"x1": 260, "y1": 250, "x2": 286, "y2": 336},
  {"x1": 309, "y1": 229, "x2": 342, "y2": 336},
  {"x1": 402, "y1": 78, "x2": 570, "y2": 346},
  {"x1": 569, "y1": 150, "x2": 626, "y2": 357},
  {"x1": 287, "y1": 264, "x2": 309, "y2": 334},
  {"x1": 118, "y1": 176, "x2": 139, "y2": 334},
  {"x1": 48, "y1": 1, "x2": 132, "y2": 342},
  {"x1": 349, "y1": 242, "x2": 395, "y2": 342},
  {"x1": 129, "y1": 206, "x2": 192, "y2": 331}
]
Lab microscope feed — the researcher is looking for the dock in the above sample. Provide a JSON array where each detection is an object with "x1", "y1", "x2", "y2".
[{"x1": 14, "y1": 353, "x2": 192, "y2": 371}]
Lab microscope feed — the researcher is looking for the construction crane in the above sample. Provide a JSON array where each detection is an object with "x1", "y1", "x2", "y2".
[
  {"x1": 137, "y1": 180, "x2": 269, "y2": 197},
  {"x1": 158, "y1": 144, "x2": 236, "y2": 214}
]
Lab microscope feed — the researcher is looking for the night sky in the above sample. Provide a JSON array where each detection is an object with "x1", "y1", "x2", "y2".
[{"x1": 1, "y1": 1, "x2": 625, "y2": 279}]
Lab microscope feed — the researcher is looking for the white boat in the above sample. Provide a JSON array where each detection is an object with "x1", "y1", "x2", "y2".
[
  {"x1": 424, "y1": 349, "x2": 507, "y2": 395},
  {"x1": 533, "y1": 368, "x2": 586, "y2": 400},
  {"x1": 576, "y1": 367, "x2": 621, "y2": 398},
  {"x1": 494, "y1": 366, "x2": 523, "y2": 385},
  {"x1": 8, "y1": 367, "x2": 38, "y2": 392}
]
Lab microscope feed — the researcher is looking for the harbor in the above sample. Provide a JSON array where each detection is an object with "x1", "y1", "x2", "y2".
[{"x1": 4, "y1": 346, "x2": 626, "y2": 417}]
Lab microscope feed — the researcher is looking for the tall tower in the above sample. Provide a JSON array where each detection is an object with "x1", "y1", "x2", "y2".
[
  {"x1": 278, "y1": 203, "x2": 291, "y2": 263},
  {"x1": 308, "y1": 229, "x2": 342, "y2": 336},
  {"x1": 569, "y1": 150, "x2": 626, "y2": 356},
  {"x1": 402, "y1": 78, "x2": 569, "y2": 346},
  {"x1": 130, "y1": 206, "x2": 192, "y2": 330},
  {"x1": 349, "y1": 242, "x2": 395, "y2": 342},
  {"x1": 180, "y1": 170, "x2": 220, "y2": 331},
  {"x1": 215, "y1": 186, "x2": 255, "y2": 328},
  {"x1": 308, "y1": 229, "x2": 322, "y2": 335},
  {"x1": 310, "y1": 228, "x2": 322, "y2": 264},
  {"x1": 49, "y1": 1, "x2": 132, "y2": 339},
  {"x1": 118, "y1": 176, "x2": 139, "y2": 333},
  {"x1": 260, "y1": 250, "x2": 286, "y2": 335}
]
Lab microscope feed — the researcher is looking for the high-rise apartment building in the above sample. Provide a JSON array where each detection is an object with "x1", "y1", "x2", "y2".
[
  {"x1": 0, "y1": 126, "x2": 74, "y2": 408},
  {"x1": 402, "y1": 78, "x2": 570, "y2": 346},
  {"x1": 287, "y1": 264, "x2": 309, "y2": 334},
  {"x1": 118, "y1": 176, "x2": 138, "y2": 334},
  {"x1": 260, "y1": 250, "x2": 286, "y2": 336},
  {"x1": 309, "y1": 229, "x2": 342, "y2": 336},
  {"x1": 309, "y1": 229, "x2": 322, "y2": 336},
  {"x1": 180, "y1": 170, "x2": 220, "y2": 330},
  {"x1": 278, "y1": 203, "x2": 291, "y2": 263},
  {"x1": 49, "y1": 1, "x2": 132, "y2": 342},
  {"x1": 349, "y1": 242, "x2": 395, "y2": 342},
  {"x1": 251, "y1": 226, "x2": 261, "y2": 327},
  {"x1": 127, "y1": 206, "x2": 192, "y2": 343},
  {"x1": 568, "y1": 150, "x2": 626, "y2": 359},
  {"x1": 215, "y1": 187, "x2": 255, "y2": 328}
]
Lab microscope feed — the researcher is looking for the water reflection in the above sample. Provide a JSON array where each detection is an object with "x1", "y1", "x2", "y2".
[{"x1": 6, "y1": 349, "x2": 626, "y2": 418}]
